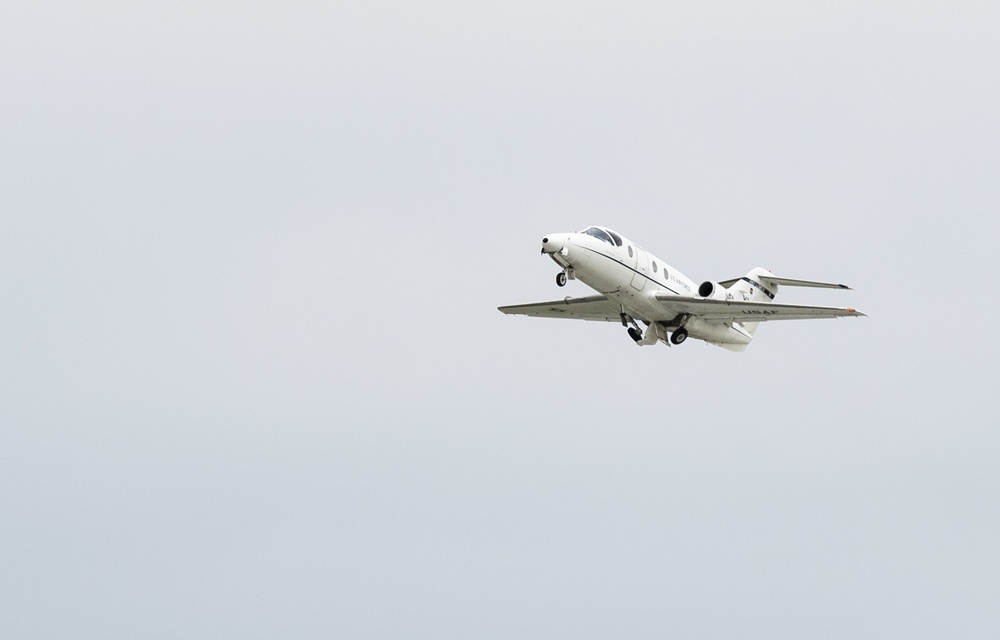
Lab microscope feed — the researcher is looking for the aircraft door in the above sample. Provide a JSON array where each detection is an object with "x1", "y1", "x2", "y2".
[{"x1": 630, "y1": 247, "x2": 648, "y2": 291}]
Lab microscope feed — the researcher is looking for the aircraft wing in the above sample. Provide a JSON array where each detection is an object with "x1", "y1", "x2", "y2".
[
  {"x1": 498, "y1": 295, "x2": 622, "y2": 322},
  {"x1": 653, "y1": 293, "x2": 866, "y2": 322}
]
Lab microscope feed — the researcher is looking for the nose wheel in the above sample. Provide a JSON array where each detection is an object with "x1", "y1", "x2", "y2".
[{"x1": 556, "y1": 271, "x2": 568, "y2": 287}]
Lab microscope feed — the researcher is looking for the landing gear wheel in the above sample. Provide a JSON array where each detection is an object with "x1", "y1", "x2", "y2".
[
  {"x1": 627, "y1": 327, "x2": 642, "y2": 342},
  {"x1": 670, "y1": 328, "x2": 688, "y2": 345},
  {"x1": 556, "y1": 272, "x2": 568, "y2": 287}
]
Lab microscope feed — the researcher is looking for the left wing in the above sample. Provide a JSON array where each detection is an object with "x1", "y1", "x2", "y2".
[
  {"x1": 498, "y1": 295, "x2": 623, "y2": 322},
  {"x1": 653, "y1": 293, "x2": 866, "y2": 322}
]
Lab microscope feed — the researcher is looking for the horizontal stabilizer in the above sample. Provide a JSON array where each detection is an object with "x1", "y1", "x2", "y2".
[
  {"x1": 718, "y1": 275, "x2": 852, "y2": 290},
  {"x1": 765, "y1": 276, "x2": 852, "y2": 290}
]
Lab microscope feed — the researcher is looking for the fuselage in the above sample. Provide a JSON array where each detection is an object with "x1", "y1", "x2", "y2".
[{"x1": 542, "y1": 226, "x2": 754, "y2": 348}]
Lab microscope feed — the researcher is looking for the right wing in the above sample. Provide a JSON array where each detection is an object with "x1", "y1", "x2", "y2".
[
  {"x1": 653, "y1": 293, "x2": 866, "y2": 322},
  {"x1": 498, "y1": 295, "x2": 622, "y2": 322}
]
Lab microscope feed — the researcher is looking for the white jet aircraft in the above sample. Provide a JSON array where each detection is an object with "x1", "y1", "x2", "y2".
[{"x1": 499, "y1": 226, "x2": 865, "y2": 351}]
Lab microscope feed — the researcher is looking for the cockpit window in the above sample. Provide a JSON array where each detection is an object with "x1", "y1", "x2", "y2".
[
  {"x1": 580, "y1": 227, "x2": 615, "y2": 245},
  {"x1": 605, "y1": 230, "x2": 623, "y2": 246}
]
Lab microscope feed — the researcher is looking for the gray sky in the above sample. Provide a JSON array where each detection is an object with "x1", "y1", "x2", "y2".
[{"x1": 2, "y1": 1, "x2": 999, "y2": 638}]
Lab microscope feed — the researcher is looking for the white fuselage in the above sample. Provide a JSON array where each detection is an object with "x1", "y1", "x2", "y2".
[
  {"x1": 543, "y1": 228, "x2": 754, "y2": 347},
  {"x1": 502, "y1": 225, "x2": 862, "y2": 351}
]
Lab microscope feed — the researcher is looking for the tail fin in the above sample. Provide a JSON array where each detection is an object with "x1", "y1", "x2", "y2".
[
  {"x1": 725, "y1": 267, "x2": 779, "y2": 303},
  {"x1": 721, "y1": 268, "x2": 853, "y2": 337},
  {"x1": 723, "y1": 267, "x2": 779, "y2": 337}
]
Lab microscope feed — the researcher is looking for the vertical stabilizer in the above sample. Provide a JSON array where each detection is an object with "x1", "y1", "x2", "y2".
[{"x1": 725, "y1": 267, "x2": 780, "y2": 337}]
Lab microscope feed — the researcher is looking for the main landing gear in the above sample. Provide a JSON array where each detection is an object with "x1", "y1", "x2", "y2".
[
  {"x1": 624, "y1": 322, "x2": 689, "y2": 346},
  {"x1": 619, "y1": 313, "x2": 691, "y2": 346},
  {"x1": 556, "y1": 271, "x2": 567, "y2": 287},
  {"x1": 621, "y1": 313, "x2": 643, "y2": 343}
]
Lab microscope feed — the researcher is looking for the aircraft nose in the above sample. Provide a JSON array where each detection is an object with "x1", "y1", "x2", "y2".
[{"x1": 541, "y1": 234, "x2": 566, "y2": 254}]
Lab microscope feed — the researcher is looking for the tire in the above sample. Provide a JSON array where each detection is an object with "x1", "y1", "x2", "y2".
[
  {"x1": 670, "y1": 328, "x2": 688, "y2": 345},
  {"x1": 556, "y1": 272, "x2": 567, "y2": 287}
]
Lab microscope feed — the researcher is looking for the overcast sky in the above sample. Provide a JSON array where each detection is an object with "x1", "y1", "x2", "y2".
[{"x1": 2, "y1": 1, "x2": 999, "y2": 638}]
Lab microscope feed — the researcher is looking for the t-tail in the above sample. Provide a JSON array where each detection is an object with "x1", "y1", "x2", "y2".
[{"x1": 718, "y1": 267, "x2": 854, "y2": 341}]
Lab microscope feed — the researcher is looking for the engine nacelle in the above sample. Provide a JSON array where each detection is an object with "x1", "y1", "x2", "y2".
[{"x1": 698, "y1": 281, "x2": 728, "y2": 300}]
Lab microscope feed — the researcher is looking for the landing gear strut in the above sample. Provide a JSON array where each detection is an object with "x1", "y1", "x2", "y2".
[
  {"x1": 621, "y1": 313, "x2": 643, "y2": 343},
  {"x1": 556, "y1": 271, "x2": 567, "y2": 287}
]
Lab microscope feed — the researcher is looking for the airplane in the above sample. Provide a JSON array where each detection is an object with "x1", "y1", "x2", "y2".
[{"x1": 498, "y1": 226, "x2": 865, "y2": 351}]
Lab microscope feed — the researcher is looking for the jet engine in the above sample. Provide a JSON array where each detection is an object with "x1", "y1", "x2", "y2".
[{"x1": 698, "y1": 281, "x2": 728, "y2": 300}]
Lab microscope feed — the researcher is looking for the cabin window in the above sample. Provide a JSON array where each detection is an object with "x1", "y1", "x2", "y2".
[
  {"x1": 652, "y1": 261, "x2": 657, "y2": 273},
  {"x1": 628, "y1": 246, "x2": 633, "y2": 258}
]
